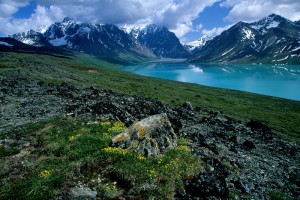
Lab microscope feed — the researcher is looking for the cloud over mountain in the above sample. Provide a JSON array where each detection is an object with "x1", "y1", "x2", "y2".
[
  {"x1": 221, "y1": 0, "x2": 300, "y2": 23},
  {"x1": 0, "y1": 0, "x2": 219, "y2": 38}
]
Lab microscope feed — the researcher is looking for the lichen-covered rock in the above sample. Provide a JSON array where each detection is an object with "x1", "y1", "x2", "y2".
[
  {"x1": 70, "y1": 186, "x2": 97, "y2": 200},
  {"x1": 111, "y1": 113, "x2": 177, "y2": 157}
]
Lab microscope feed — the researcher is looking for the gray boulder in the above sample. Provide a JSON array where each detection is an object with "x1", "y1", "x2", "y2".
[
  {"x1": 70, "y1": 186, "x2": 97, "y2": 200},
  {"x1": 112, "y1": 113, "x2": 177, "y2": 157}
]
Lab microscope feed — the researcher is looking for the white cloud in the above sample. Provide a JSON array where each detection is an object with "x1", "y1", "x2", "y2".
[
  {"x1": 0, "y1": 0, "x2": 220, "y2": 38},
  {"x1": 1, "y1": 5, "x2": 63, "y2": 35},
  {"x1": 195, "y1": 24, "x2": 203, "y2": 31},
  {"x1": 221, "y1": 0, "x2": 300, "y2": 23},
  {"x1": 202, "y1": 25, "x2": 232, "y2": 37},
  {"x1": 170, "y1": 22, "x2": 194, "y2": 38},
  {"x1": 0, "y1": 0, "x2": 29, "y2": 18}
]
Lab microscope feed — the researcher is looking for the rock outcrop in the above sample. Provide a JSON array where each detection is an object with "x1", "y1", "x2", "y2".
[{"x1": 111, "y1": 113, "x2": 177, "y2": 157}]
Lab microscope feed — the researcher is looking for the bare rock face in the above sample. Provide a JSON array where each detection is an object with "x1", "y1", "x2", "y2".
[{"x1": 111, "y1": 113, "x2": 177, "y2": 157}]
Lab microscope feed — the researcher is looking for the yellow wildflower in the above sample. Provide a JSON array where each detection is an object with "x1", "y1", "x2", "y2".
[
  {"x1": 137, "y1": 154, "x2": 146, "y2": 160},
  {"x1": 100, "y1": 121, "x2": 112, "y2": 127},
  {"x1": 106, "y1": 185, "x2": 117, "y2": 190},
  {"x1": 101, "y1": 147, "x2": 128, "y2": 155},
  {"x1": 108, "y1": 122, "x2": 126, "y2": 133},
  {"x1": 177, "y1": 145, "x2": 190, "y2": 151},
  {"x1": 69, "y1": 133, "x2": 81, "y2": 141},
  {"x1": 39, "y1": 169, "x2": 51, "y2": 178},
  {"x1": 147, "y1": 169, "x2": 157, "y2": 179}
]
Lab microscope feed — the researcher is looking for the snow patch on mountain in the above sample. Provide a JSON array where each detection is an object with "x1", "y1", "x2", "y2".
[
  {"x1": 290, "y1": 46, "x2": 300, "y2": 52},
  {"x1": 222, "y1": 45, "x2": 236, "y2": 56},
  {"x1": 49, "y1": 36, "x2": 67, "y2": 46},
  {"x1": 184, "y1": 35, "x2": 212, "y2": 51},
  {"x1": 241, "y1": 28, "x2": 255, "y2": 40},
  {"x1": 266, "y1": 21, "x2": 280, "y2": 29},
  {"x1": 250, "y1": 14, "x2": 281, "y2": 31},
  {"x1": 21, "y1": 38, "x2": 36, "y2": 45},
  {"x1": 277, "y1": 55, "x2": 289, "y2": 61}
]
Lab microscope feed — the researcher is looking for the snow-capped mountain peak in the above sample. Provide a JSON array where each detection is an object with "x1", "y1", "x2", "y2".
[
  {"x1": 184, "y1": 35, "x2": 212, "y2": 52},
  {"x1": 250, "y1": 14, "x2": 284, "y2": 31}
]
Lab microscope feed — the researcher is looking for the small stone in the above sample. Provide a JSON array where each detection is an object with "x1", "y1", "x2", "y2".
[
  {"x1": 70, "y1": 186, "x2": 97, "y2": 200},
  {"x1": 182, "y1": 101, "x2": 193, "y2": 110}
]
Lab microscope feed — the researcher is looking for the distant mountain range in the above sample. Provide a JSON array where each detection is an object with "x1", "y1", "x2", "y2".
[
  {"x1": 189, "y1": 14, "x2": 300, "y2": 64},
  {"x1": 1, "y1": 14, "x2": 300, "y2": 64},
  {"x1": 11, "y1": 17, "x2": 155, "y2": 64}
]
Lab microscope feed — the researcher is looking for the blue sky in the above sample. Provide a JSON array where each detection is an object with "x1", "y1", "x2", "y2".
[{"x1": 0, "y1": 0, "x2": 299, "y2": 42}]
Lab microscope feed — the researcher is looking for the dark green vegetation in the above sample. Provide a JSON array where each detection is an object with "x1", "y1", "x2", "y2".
[
  {"x1": 0, "y1": 116, "x2": 201, "y2": 199},
  {"x1": 1, "y1": 50, "x2": 299, "y2": 141}
]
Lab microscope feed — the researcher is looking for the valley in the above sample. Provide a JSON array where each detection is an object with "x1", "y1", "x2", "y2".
[
  {"x1": 0, "y1": 11, "x2": 300, "y2": 200},
  {"x1": 0, "y1": 50, "x2": 299, "y2": 199}
]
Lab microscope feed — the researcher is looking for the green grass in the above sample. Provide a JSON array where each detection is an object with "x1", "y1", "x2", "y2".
[
  {"x1": 0, "y1": 51, "x2": 300, "y2": 142},
  {"x1": 0, "y1": 117, "x2": 201, "y2": 199}
]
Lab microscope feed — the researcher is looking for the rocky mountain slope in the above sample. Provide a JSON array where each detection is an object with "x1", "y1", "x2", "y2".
[
  {"x1": 11, "y1": 18, "x2": 155, "y2": 64},
  {"x1": 0, "y1": 37, "x2": 73, "y2": 58},
  {"x1": 10, "y1": 19, "x2": 190, "y2": 61},
  {"x1": 189, "y1": 14, "x2": 300, "y2": 64},
  {"x1": 130, "y1": 24, "x2": 190, "y2": 58}
]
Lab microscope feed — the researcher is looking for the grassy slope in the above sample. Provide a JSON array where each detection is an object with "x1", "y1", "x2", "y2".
[
  {"x1": 1, "y1": 51, "x2": 300, "y2": 142},
  {"x1": 1, "y1": 117, "x2": 201, "y2": 199}
]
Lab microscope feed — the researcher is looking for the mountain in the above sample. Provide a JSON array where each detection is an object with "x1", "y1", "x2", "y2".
[
  {"x1": 189, "y1": 14, "x2": 300, "y2": 64},
  {"x1": 130, "y1": 24, "x2": 190, "y2": 58},
  {"x1": 11, "y1": 18, "x2": 155, "y2": 64},
  {"x1": 0, "y1": 37, "x2": 31, "y2": 48},
  {"x1": 10, "y1": 19, "x2": 191, "y2": 63},
  {"x1": 0, "y1": 37, "x2": 73, "y2": 58},
  {"x1": 11, "y1": 29, "x2": 51, "y2": 47},
  {"x1": 183, "y1": 35, "x2": 212, "y2": 54}
]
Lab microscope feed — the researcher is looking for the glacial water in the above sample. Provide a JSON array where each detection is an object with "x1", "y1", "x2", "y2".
[{"x1": 121, "y1": 61, "x2": 300, "y2": 101}]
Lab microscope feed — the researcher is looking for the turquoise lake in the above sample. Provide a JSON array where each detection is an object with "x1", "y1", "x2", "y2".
[{"x1": 121, "y1": 62, "x2": 300, "y2": 101}]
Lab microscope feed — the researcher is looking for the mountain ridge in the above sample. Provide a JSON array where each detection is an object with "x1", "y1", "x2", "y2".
[
  {"x1": 189, "y1": 14, "x2": 300, "y2": 64},
  {"x1": 6, "y1": 14, "x2": 300, "y2": 64},
  {"x1": 129, "y1": 24, "x2": 190, "y2": 58}
]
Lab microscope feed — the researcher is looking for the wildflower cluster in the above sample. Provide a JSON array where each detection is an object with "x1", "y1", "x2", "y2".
[
  {"x1": 177, "y1": 145, "x2": 190, "y2": 151},
  {"x1": 163, "y1": 163, "x2": 173, "y2": 170},
  {"x1": 100, "y1": 121, "x2": 112, "y2": 129},
  {"x1": 137, "y1": 154, "x2": 146, "y2": 160},
  {"x1": 147, "y1": 169, "x2": 157, "y2": 179},
  {"x1": 101, "y1": 132, "x2": 111, "y2": 138},
  {"x1": 101, "y1": 147, "x2": 128, "y2": 155},
  {"x1": 108, "y1": 122, "x2": 126, "y2": 133},
  {"x1": 106, "y1": 185, "x2": 117, "y2": 190},
  {"x1": 38, "y1": 169, "x2": 52, "y2": 178},
  {"x1": 69, "y1": 133, "x2": 82, "y2": 141}
]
